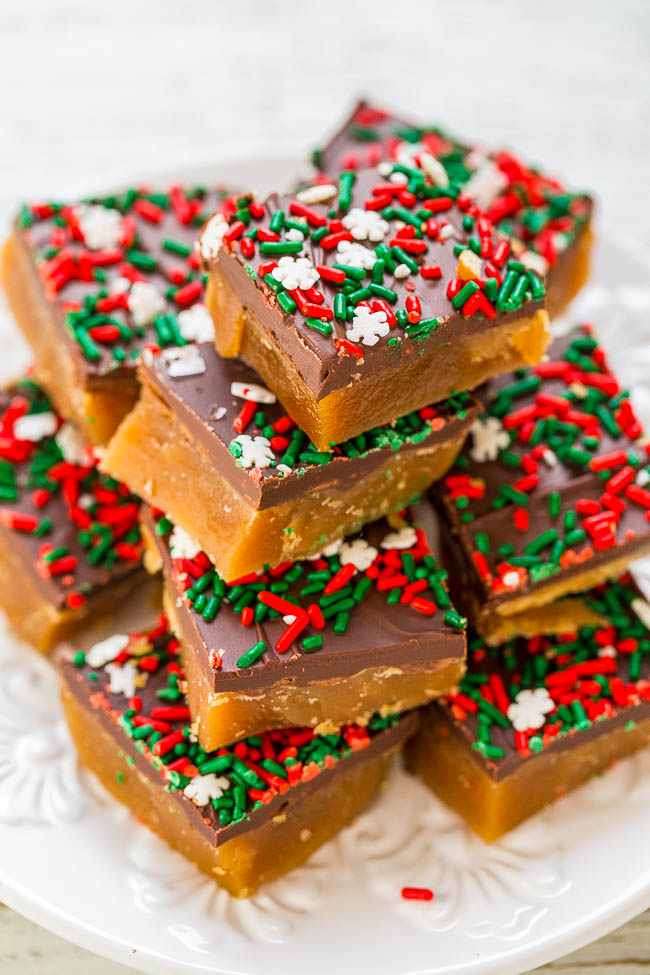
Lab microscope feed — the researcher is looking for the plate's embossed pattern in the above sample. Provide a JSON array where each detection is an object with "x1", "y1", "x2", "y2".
[
  {"x1": 338, "y1": 770, "x2": 569, "y2": 940},
  {"x1": 0, "y1": 628, "x2": 86, "y2": 826},
  {"x1": 127, "y1": 829, "x2": 340, "y2": 946}
]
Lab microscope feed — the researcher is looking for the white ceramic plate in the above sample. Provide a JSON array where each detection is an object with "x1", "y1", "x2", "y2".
[{"x1": 0, "y1": 150, "x2": 649, "y2": 975}]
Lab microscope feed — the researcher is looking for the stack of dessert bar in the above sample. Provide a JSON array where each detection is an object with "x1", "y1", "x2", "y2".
[{"x1": 2, "y1": 100, "x2": 648, "y2": 897}]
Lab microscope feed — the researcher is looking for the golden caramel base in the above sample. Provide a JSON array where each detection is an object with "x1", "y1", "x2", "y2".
[
  {"x1": 103, "y1": 383, "x2": 468, "y2": 581},
  {"x1": 206, "y1": 269, "x2": 550, "y2": 452},
  {"x1": 162, "y1": 584, "x2": 463, "y2": 752},
  {"x1": 406, "y1": 703, "x2": 650, "y2": 842},
  {"x1": 1, "y1": 231, "x2": 138, "y2": 444},
  {"x1": 0, "y1": 524, "x2": 143, "y2": 653},
  {"x1": 476, "y1": 598, "x2": 608, "y2": 646},
  {"x1": 545, "y1": 222, "x2": 593, "y2": 319},
  {"x1": 62, "y1": 683, "x2": 396, "y2": 897},
  {"x1": 473, "y1": 546, "x2": 650, "y2": 643}
]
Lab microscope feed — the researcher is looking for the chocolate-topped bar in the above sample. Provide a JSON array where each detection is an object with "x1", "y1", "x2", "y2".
[
  {"x1": 200, "y1": 160, "x2": 549, "y2": 451},
  {"x1": 141, "y1": 503, "x2": 466, "y2": 751},
  {"x1": 102, "y1": 339, "x2": 478, "y2": 580},
  {"x1": 406, "y1": 576, "x2": 650, "y2": 840},
  {"x1": 435, "y1": 325, "x2": 650, "y2": 643},
  {"x1": 0, "y1": 375, "x2": 143, "y2": 651},
  {"x1": 313, "y1": 100, "x2": 593, "y2": 318},
  {"x1": 62, "y1": 618, "x2": 417, "y2": 897},
  {"x1": 1, "y1": 184, "x2": 232, "y2": 443}
]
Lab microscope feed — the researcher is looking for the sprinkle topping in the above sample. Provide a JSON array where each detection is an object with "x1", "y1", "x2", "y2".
[
  {"x1": 439, "y1": 326, "x2": 650, "y2": 600},
  {"x1": 0, "y1": 378, "x2": 142, "y2": 609},
  {"x1": 442, "y1": 576, "x2": 650, "y2": 765},
  {"x1": 71, "y1": 617, "x2": 405, "y2": 832},
  {"x1": 18, "y1": 184, "x2": 232, "y2": 373},
  {"x1": 153, "y1": 510, "x2": 467, "y2": 671}
]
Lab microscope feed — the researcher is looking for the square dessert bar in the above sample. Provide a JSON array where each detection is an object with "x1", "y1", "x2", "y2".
[
  {"x1": 102, "y1": 339, "x2": 479, "y2": 581},
  {"x1": 313, "y1": 100, "x2": 594, "y2": 318},
  {"x1": 435, "y1": 325, "x2": 650, "y2": 644},
  {"x1": 0, "y1": 376, "x2": 143, "y2": 652},
  {"x1": 1, "y1": 183, "x2": 232, "y2": 443},
  {"x1": 200, "y1": 161, "x2": 549, "y2": 452},
  {"x1": 62, "y1": 618, "x2": 417, "y2": 897},
  {"x1": 406, "y1": 576, "x2": 650, "y2": 841},
  {"x1": 141, "y1": 504, "x2": 466, "y2": 751}
]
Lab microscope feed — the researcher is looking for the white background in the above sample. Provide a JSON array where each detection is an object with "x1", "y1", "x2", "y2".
[{"x1": 1, "y1": 1, "x2": 649, "y2": 972}]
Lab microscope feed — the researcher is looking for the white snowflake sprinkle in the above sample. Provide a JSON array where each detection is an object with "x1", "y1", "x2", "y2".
[
  {"x1": 170, "y1": 524, "x2": 201, "y2": 560},
  {"x1": 346, "y1": 306, "x2": 389, "y2": 347},
  {"x1": 200, "y1": 212, "x2": 228, "y2": 260},
  {"x1": 338, "y1": 538, "x2": 378, "y2": 572},
  {"x1": 336, "y1": 239, "x2": 376, "y2": 271},
  {"x1": 284, "y1": 227, "x2": 306, "y2": 242},
  {"x1": 86, "y1": 633, "x2": 129, "y2": 668},
  {"x1": 76, "y1": 204, "x2": 122, "y2": 250},
  {"x1": 637, "y1": 469, "x2": 650, "y2": 487},
  {"x1": 177, "y1": 303, "x2": 214, "y2": 343},
  {"x1": 13, "y1": 412, "x2": 58, "y2": 442},
  {"x1": 184, "y1": 773, "x2": 230, "y2": 806},
  {"x1": 342, "y1": 208, "x2": 389, "y2": 243},
  {"x1": 394, "y1": 263, "x2": 411, "y2": 279},
  {"x1": 232, "y1": 434, "x2": 274, "y2": 469},
  {"x1": 507, "y1": 688, "x2": 555, "y2": 732},
  {"x1": 469, "y1": 416, "x2": 509, "y2": 462},
  {"x1": 211, "y1": 406, "x2": 227, "y2": 421},
  {"x1": 273, "y1": 256, "x2": 319, "y2": 292},
  {"x1": 381, "y1": 526, "x2": 418, "y2": 550},
  {"x1": 105, "y1": 662, "x2": 138, "y2": 698},
  {"x1": 128, "y1": 281, "x2": 165, "y2": 326},
  {"x1": 163, "y1": 346, "x2": 206, "y2": 378},
  {"x1": 230, "y1": 381, "x2": 276, "y2": 404}
]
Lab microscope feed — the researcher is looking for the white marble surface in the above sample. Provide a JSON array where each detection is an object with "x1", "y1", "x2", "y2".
[{"x1": 0, "y1": 0, "x2": 649, "y2": 971}]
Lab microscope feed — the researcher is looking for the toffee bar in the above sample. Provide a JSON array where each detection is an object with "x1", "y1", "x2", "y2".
[
  {"x1": 62, "y1": 619, "x2": 417, "y2": 897},
  {"x1": 102, "y1": 341, "x2": 478, "y2": 580},
  {"x1": 141, "y1": 504, "x2": 466, "y2": 751},
  {"x1": 200, "y1": 160, "x2": 549, "y2": 451},
  {"x1": 435, "y1": 325, "x2": 650, "y2": 643},
  {"x1": 406, "y1": 576, "x2": 650, "y2": 840}
]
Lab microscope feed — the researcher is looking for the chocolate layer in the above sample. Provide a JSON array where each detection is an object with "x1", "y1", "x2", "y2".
[
  {"x1": 430, "y1": 576, "x2": 650, "y2": 782},
  {"x1": 0, "y1": 377, "x2": 142, "y2": 612},
  {"x1": 203, "y1": 163, "x2": 546, "y2": 404},
  {"x1": 140, "y1": 342, "x2": 478, "y2": 510},
  {"x1": 435, "y1": 326, "x2": 650, "y2": 612},
  {"x1": 62, "y1": 622, "x2": 417, "y2": 847},
  {"x1": 143, "y1": 502, "x2": 466, "y2": 695}
]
